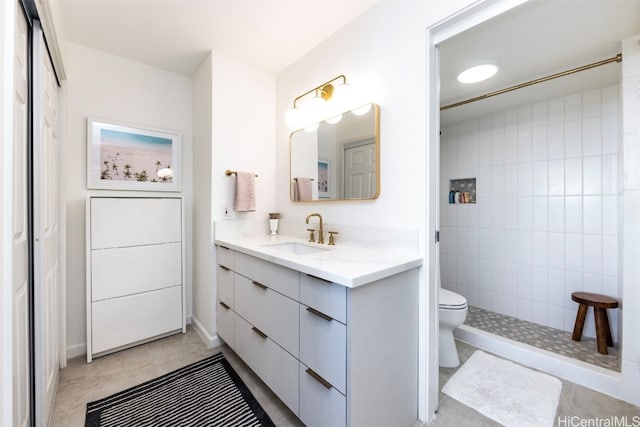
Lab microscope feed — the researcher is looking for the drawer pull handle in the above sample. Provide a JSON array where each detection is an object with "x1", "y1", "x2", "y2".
[
  {"x1": 306, "y1": 274, "x2": 332, "y2": 284},
  {"x1": 219, "y1": 245, "x2": 230, "y2": 250},
  {"x1": 252, "y1": 281, "x2": 268, "y2": 290},
  {"x1": 219, "y1": 301, "x2": 230, "y2": 310},
  {"x1": 251, "y1": 326, "x2": 268, "y2": 339},
  {"x1": 219, "y1": 265, "x2": 230, "y2": 271},
  {"x1": 306, "y1": 368, "x2": 333, "y2": 390},
  {"x1": 306, "y1": 306, "x2": 333, "y2": 322}
]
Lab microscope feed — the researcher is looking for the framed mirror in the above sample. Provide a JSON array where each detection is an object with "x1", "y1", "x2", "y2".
[{"x1": 290, "y1": 103, "x2": 380, "y2": 202}]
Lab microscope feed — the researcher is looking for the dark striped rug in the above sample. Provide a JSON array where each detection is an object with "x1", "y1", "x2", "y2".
[{"x1": 85, "y1": 353, "x2": 275, "y2": 427}]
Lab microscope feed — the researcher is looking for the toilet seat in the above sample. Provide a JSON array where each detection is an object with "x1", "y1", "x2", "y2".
[{"x1": 439, "y1": 288, "x2": 468, "y2": 310}]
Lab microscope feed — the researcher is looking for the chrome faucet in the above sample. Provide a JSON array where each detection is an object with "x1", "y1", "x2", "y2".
[{"x1": 305, "y1": 213, "x2": 324, "y2": 244}]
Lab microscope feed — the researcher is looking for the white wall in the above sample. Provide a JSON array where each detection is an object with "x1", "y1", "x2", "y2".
[
  {"x1": 191, "y1": 53, "x2": 214, "y2": 342},
  {"x1": 440, "y1": 84, "x2": 622, "y2": 342},
  {"x1": 64, "y1": 42, "x2": 193, "y2": 356}
]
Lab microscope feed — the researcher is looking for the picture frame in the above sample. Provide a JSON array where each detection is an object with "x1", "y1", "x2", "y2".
[
  {"x1": 318, "y1": 160, "x2": 330, "y2": 198},
  {"x1": 87, "y1": 118, "x2": 181, "y2": 192}
]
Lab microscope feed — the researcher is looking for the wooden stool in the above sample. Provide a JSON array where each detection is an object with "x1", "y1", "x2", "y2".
[{"x1": 571, "y1": 292, "x2": 619, "y2": 354}]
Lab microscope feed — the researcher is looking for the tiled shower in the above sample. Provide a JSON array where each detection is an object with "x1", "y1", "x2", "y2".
[{"x1": 439, "y1": 84, "x2": 622, "y2": 346}]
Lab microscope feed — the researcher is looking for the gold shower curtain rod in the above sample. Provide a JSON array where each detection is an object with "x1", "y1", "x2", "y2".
[{"x1": 440, "y1": 53, "x2": 622, "y2": 111}]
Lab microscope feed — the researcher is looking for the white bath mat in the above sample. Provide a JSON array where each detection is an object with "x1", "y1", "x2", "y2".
[{"x1": 442, "y1": 350, "x2": 562, "y2": 427}]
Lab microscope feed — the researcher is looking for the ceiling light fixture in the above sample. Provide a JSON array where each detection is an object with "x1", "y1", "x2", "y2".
[
  {"x1": 285, "y1": 75, "x2": 356, "y2": 130},
  {"x1": 457, "y1": 64, "x2": 498, "y2": 84}
]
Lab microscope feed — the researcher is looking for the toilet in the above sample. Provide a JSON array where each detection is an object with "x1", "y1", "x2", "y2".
[{"x1": 439, "y1": 288, "x2": 468, "y2": 368}]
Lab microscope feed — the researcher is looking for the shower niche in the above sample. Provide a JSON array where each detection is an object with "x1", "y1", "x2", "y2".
[{"x1": 449, "y1": 177, "x2": 476, "y2": 204}]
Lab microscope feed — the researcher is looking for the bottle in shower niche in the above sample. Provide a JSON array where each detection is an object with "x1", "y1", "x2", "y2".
[{"x1": 269, "y1": 212, "x2": 280, "y2": 236}]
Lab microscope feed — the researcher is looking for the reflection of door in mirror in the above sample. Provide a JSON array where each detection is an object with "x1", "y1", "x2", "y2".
[
  {"x1": 344, "y1": 139, "x2": 376, "y2": 198},
  {"x1": 290, "y1": 103, "x2": 379, "y2": 202}
]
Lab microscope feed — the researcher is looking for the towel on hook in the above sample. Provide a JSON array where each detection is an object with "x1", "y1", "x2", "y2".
[
  {"x1": 295, "y1": 177, "x2": 313, "y2": 202},
  {"x1": 234, "y1": 171, "x2": 256, "y2": 211}
]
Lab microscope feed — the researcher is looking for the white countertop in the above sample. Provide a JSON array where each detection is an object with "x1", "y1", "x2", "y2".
[{"x1": 214, "y1": 233, "x2": 423, "y2": 288}]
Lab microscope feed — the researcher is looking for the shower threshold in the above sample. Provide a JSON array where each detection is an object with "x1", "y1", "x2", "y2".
[{"x1": 463, "y1": 306, "x2": 620, "y2": 372}]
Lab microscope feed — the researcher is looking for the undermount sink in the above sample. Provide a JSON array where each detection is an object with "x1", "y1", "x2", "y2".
[{"x1": 262, "y1": 242, "x2": 329, "y2": 255}]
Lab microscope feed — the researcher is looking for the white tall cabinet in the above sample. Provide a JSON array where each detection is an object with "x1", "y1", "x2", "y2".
[{"x1": 86, "y1": 197, "x2": 186, "y2": 362}]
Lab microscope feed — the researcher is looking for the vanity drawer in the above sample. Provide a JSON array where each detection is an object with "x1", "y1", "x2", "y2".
[
  {"x1": 216, "y1": 245, "x2": 234, "y2": 269},
  {"x1": 234, "y1": 275, "x2": 299, "y2": 357},
  {"x1": 216, "y1": 299, "x2": 233, "y2": 347},
  {"x1": 300, "y1": 304, "x2": 346, "y2": 394},
  {"x1": 234, "y1": 315, "x2": 299, "y2": 416},
  {"x1": 299, "y1": 362, "x2": 346, "y2": 427},
  {"x1": 234, "y1": 252, "x2": 299, "y2": 300},
  {"x1": 300, "y1": 274, "x2": 347, "y2": 324},
  {"x1": 216, "y1": 264, "x2": 234, "y2": 307}
]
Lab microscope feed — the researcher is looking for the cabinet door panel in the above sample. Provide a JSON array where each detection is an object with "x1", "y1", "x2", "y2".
[
  {"x1": 216, "y1": 265, "x2": 234, "y2": 307},
  {"x1": 234, "y1": 252, "x2": 299, "y2": 299},
  {"x1": 300, "y1": 305, "x2": 346, "y2": 394},
  {"x1": 91, "y1": 198, "x2": 181, "y2": 249},
  {"x1": 216, "y1": 300, "x2": 234, "y2": 347},
  {"x1": 234, "y1": 275, "x2": 299, "y2": 357},
  {"x1": 234, "y1": 315, "x2": 299, "y2": 415},
  {"x1": 91, "y1": 285, "x2": 182, "y2": 354},
  {"x1": 91, "y1": 242, "x2": 181, "y2": 301},
  {"x1": 300, "y1": 274, "x2": 346, "y2": 324},
  {"x1": 299, "y1": 363, "x2": 346, "y2": 427},
  {"x1": 216, "y1": 245, "x2": 234, "y2": 269}
]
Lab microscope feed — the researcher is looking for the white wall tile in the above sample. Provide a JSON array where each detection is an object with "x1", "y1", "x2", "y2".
[
  {"x1": 564, "y1": 271, "x2": 583, "y2": 306},
  {"x1": 531, "y1": 301, "x2": 547, "y2": 325},
  {"x1": 583, "y1": 155, "x2": 602, "y2": 195},
  {"x1": 517, "y1": 299, "x2": 533, "y2": 322},
  {"x1": 533, "y1": 197, "x2": 548, "y2": 231},
  {"x1": 582, "y1": 235, "x2": 602, "y2": 275},
  {"x1": 532, "y1": 125, "x2": 548, "y2": 161},
  {"x1": 583, "y1": 195, "x2": 602, "y2": 235},
  {"x1": 532, "y1": 231, "x2": 548, "y2": 267},
  {"x1": 547, "y1": 269, "x2": 565, "y2": 306},
  {"x1": 468, "y1": 228, "x2": 479, "y2": 257},
  {"x1": 505, "y1": 164, "x2": 519, "y2": 196},
  {"x1": 602, "y1": 195, "x2": 618, "y2": 236},
  {"x1": 491, "y1": 198, "x2": 505, "y2": 230},
  {"x1": 479, "y1": 135, "x2": 492, "y2": 167},
  {"x1": 504, "y1": 198, "x2": 518, "y2": 230},
  {"x1": 504, "y1": 131, "x2": 518, "y2": 163},
  {"x1": 602, "y1": 235, "x2": 619, "y2": 277},
  {"x1": 582, "y1": 272, "x2": 602, "y2": 294},
  {"x1": 623, "y1": 132, "x2": 640, "y2": 190},
  {"x1": 602, "y1": 154, "x2": 618, "y2": 195},
  {"x1": 505, "y1": 110, "x2": 518, "y2": 132},
  {"x1": 565, "y1": 120, "x2": 583, "y2": 158},
  {"x1": 518, "y1": 128, "x2": 532, "y2": 162},
  {"x1": 479, "y1": 115, "x2": 492, "y2": 136},
  {"x1": 518, "y1": 231, "x2": 532, "y2": 265},
  {"x1": 491, "y1": 229, "x2": 505, "y2": 260},
  {"x1": 548, "y1": 232, "x2": 565, "y2": 269},
  {"x1": 602, "y1": 113, "x2": 619, "y2": 155},
  {"x1": 532, "y1": 267, "x2": 548, "y2": 303},
  {"x1": 503, "y1": 264, "x2": 518, "y2": 296},
  {"x1": 478, "y1": 200, "x2": 492, "y2": 228},
  {"x1": 565, "y1": 158, "x2": 582, "y2": 195},
  {"x1": 582, "y1": 89, "x2": 601, "y2": 118},
  {"x1": 548, "y1": 197, "x2": 564, "y2": 232},
  {"x1": 491, "y1": 166, "x2": 505, "y2": 196},
  {"x1": 582, "y1": 116, "x2": 602, "y2": 156},
  {"x1": 565, "y1": 196, "x2": 582, "y2": 233},
  {"x1": 518, "y1": 105, "x2": 532, "y2": 129},
  {"x1": 548, "y1": 159, "x2": 565, "y2": 196},
  {"x1": 532, "y1": 102, "x2": 547, "y2": 127},
  {"x1": 532, "y1": 161, "x2": 548, "y2": 196},
  {"x1": 518, "y1": 163, "x2": 532, "y2": 196},
  {"x1": 565, "y1": 233, "x2": 583, "y2": 271},
  {"x1": 492, "y1": 111, "x2": 505, "y2": 132},
  {"x1": 518, "y1": 197, "x2": 532, "y2": 231},
  {"x1": 602, "y1": 85, "x2": 619, "y2": 115},
  {"x1": 504, "y1": 230, "x2": 518, "y2": 264},
  {"x1": 491, "y1": 133, "x2": 505, "y2": 165},
  {"x1": 565, "y1": 93, "x2": 582, "y2": 121},
  {"x1": 548, "y1": 98, "x2": 564, "y2": 124},
  {"x1": 547, "y1": 305, "x2": 565, "y2": 330},
  {"x1": 548, "y1": 122, "x2": 565, "y2": 160},
  {"x1": 601, "y1": 274, "x2": 619, "y2": 299}
]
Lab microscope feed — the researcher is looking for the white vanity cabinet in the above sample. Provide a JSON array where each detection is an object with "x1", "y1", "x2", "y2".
[
  {"x1": 86, "y1": 197, "x2": 185, "y2": 362},
  {"x1": 215, "y1": 245, "x2": 419, "y2": 427}
]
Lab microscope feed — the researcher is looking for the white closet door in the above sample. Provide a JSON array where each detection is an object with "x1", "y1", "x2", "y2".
[
  {"x1": 343, "y1": 142, "x2": 376, "y2": 199},
  {"x1": 12, "y1": 4, "x2": 30, "y2": 427},
  {"x1": 33, "y1": 21, "x2": 60, "y2": 426}
]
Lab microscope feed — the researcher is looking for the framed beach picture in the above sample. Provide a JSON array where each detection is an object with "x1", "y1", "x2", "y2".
[
  {"x1": 317, "y1": 160, "x2": 330, "y2": 198},
  {"x1": 87, "y1": 118, "x2": 181, "y2": 191}
]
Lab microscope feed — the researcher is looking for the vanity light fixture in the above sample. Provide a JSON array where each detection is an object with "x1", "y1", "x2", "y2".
[
  {"x1": 457, "y1": 64, "x2": 498, "y2": 84},
  {"x1": 285, "y1": 74, "x2": 355, "y2": 130}
]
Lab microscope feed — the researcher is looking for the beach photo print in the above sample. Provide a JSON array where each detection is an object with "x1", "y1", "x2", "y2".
[{"x1": 87, "y1": 118, "x2": 181, "y2": 191}]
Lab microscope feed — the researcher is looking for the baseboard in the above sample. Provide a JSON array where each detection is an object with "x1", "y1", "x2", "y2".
[
  {"x1": 191, "y1": 316, "x2": 223, "y2": 348},
  {"x1": 66, "y1": 343, "x2": 86, "y2": 360}
]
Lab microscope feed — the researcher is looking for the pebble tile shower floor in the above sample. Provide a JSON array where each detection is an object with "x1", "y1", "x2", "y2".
[{"x1": 464, "y1": 306, "x2": 620, "y2": 372}]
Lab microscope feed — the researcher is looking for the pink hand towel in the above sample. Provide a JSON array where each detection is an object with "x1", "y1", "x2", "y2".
[
  {"x1": 234, "y1": 171, "x2": 256, "y2": 211},
  {"x1": 296, "y1": 177, "x2": 313, "y2": 202}
]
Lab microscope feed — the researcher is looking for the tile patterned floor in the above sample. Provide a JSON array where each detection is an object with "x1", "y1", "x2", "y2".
[
  {"x1": 465, "y1": 306, "x2": 621, "y2": 372},
  {"x1": 51, "y1": 325, "x2": 638, "y2": 426}
]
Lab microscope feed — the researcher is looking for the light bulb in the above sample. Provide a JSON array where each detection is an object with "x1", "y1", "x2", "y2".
[
  {"x1": 285, "y1": 107, "x2": 304, "y2": 129},
  {"x1": 457, "y1": 64, "x2": 498, "y2": 84},
  {"x1": 352, "y1": 103, "x2": 372, "y2": 116}
]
